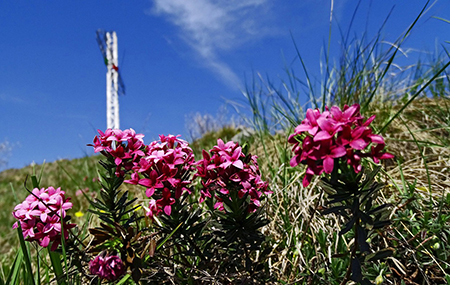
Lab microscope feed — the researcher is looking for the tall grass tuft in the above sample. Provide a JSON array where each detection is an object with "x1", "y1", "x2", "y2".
[{"x1": 238, "y1": 1, "x2": 450, "y2": 283}]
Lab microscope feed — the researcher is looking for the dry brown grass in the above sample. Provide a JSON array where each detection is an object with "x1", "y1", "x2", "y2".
[
  {"x1": 0, "y1": 97, "x2": 449, "y2": 283},
  {"x1": 246, "y1": 97, "x2": 450, "y2": 283}
]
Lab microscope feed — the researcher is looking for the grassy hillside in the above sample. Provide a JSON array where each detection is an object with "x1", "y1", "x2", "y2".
[
  {"x1": 0, "y1": 156, "x2": 100, "y2": 251},
  {"x1": 1, "y1": 7, "x2": 450, "y2": 284},
  {"x1": 1, "y1": 94, "x2": 449, "y2": 284}
]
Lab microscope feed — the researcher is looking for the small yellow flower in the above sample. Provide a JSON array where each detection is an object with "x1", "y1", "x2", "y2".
[{"x1": 75, "y1": 211, "x2": 84, "y2": 217}]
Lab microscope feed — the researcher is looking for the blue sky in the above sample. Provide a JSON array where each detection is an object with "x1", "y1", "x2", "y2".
[{"x1": 1, "y1": 0, "x2": 449, "y2": 170}]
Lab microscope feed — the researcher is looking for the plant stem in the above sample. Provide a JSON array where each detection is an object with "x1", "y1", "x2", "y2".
[{"x1": 339, "y1": 221, "x2": 359, "y2": 285}]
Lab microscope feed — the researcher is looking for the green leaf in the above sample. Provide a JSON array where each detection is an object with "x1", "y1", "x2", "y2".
[
  {"x1": 340, "y1": 216, "x2": 356, "y2": 235},
  {"x1": 350, "y1": 257, "x2": 362, "y2": 282},
  {"x1": 321, "y1": 205, "x2": 348, "y2": 215},
  {"x1": 356, "y1": 225, "x2": 369, "y2": 253},
  {"x1": 372, "y1": 220, "x2": 392, "y2": 229},
  {"x1": 367, "y1": 203, "x2": 392, "y2": 215},
  {"x1": 360, "y1": 166, "x2": 381, "y2": 190},
  {"x1": 328, "y1": 192, "x2": 353, "y2": 204},
  {"x1": 365, "y1": 248, "x2": 395, "y2": 262}
]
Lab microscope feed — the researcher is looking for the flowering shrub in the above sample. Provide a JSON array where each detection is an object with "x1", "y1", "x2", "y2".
[
  {"x1": 12, "y1": 186, "x2": 75, "y2": 251},
  {"x1": 288, "y1": 104, "x2": 394, "y2": 186},
  {"x1": 289, "y1": 104, "x2": 395, "y2": 284},
  {"x1": 89, "y1": 252, "x2": 126, "y2": 281},
  {"x1": 89, "y1": 129, "x2": 196, "y2": 219},
  {"x1": 8, "y1": 129, "x2": 272, "y2": 283},
  {"x1": 196, "y1": 139, "x2": 270, "y2": 212},
  {"x1": 125, "y1": 134, "x2": 196, "y2": 219}
]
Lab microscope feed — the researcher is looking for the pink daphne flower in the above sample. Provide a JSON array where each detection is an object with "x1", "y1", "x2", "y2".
[
  {"x1": 289, "y1": 104, "x2": 394, "y2": 187},
  {"x1": 124, "y1": 134, "x2": 195, "y2": 219},
  {"x1": 91, "y1": 131, "x2": 196, "y2": 220},
  {"x1": 88, "y1": 128, "x2": 146, "y2": 177},
  {"x1": 12, "y1": 187, "x2": 75, "y2": 251},
  {"x1": 195, "y1": 139, "x2": 271, "y2": 213},
  {"x1": 89, "y1": 252, "x2": 126, "y2": 281}
]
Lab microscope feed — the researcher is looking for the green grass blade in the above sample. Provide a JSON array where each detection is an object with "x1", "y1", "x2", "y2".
[
  {"x1": 11, "y1": 181, "x2": 35, "y2": 285},
  {"x1": 362, "y1": 1, "x2": 430, "y2": 112},
  {"x1": 37, "y1": 160, "x2": 46, "y2": 187},
  {"x1": 432, "y1": 16, "x2": 450, "y2": 25},
  {"x1": 290, "y1": 32, "x2": 316, "y2": 107},
  {"x1": 56, "y1": 160, "x2": 84, "y2": 191},
  {"x1": 16, "y1": 226, "x2": 35, "y2": 285},
  {"x1": 396, "y1": 160, "x2": 407, "y2": 197},
  {"x1": 379, "y1": 60, "x2": 450, "y2": 133},
  {"x1": 400, "y1": 116, "x2": 432, "y2": 196},
  {"x1": 157, "y1": 222, "x2": 183, "y2": 251},
  {"x1": 35, "y1": 246, "x2": 40, "y2": 285},
  {"x1": 116, "y1": 274, "x2": 131, "y2": 285},
  {"x1": 31, "y1": 175, "x2": 40, "y2": 189},
  {"x1": 5, "y1": 249, "x2": 23, "y2": 285},
  {"x1": 48, "y1": 249, "x2": 66, "y2": 285},
  {"x1": 59, "y1": 216, "x2": 69, "y2": 283}
]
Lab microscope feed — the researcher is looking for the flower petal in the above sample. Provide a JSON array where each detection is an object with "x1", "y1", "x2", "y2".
[{"x1": 323, "y1": 156, "x2": 334, "y2": 174}]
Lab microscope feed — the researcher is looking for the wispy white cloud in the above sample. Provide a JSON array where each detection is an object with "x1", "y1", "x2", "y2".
[
  {"x1": 0, "y1": 93, "x2": 26, "y2": 104},
  {"x1": 150, "y1": 0, "x2": 272, "y2": 88}
]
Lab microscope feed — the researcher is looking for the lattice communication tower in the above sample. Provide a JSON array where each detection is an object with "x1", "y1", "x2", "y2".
[{"x1": 96, "y1": 30, "x2": 125, "y2": 130}]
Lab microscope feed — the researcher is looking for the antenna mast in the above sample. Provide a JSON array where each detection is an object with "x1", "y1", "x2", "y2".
[
  {"x1": 97, "y1": 30, "x2": 125, "y2": 130},
  {"x1": 106, "y1": 31, "x2": 119, "y2": 129}
]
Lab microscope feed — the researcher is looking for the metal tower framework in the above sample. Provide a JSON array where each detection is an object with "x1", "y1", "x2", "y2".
[
  {"x1": 106, "y1": 31, "x2": 119, "y2": 129},
  {"x1": 97, "y1": 30, "x2": 124, "y2": 130}
]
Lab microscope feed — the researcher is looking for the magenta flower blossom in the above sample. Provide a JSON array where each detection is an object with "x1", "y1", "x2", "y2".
[
  {"x1": 124, "y1": 134, "x2": 195, "y2": 219},
  {"x1": 88, "y1": 128, "x2": 146, "y2": 176},
  {"x1": 196, "y1": 139, "x2": 271, "y2": 213},
  {"x1": 89, "y1": 253, "x2": 126, "y2": 281},
  {"x1": 289, "y1": 104, "x2": 394, "y2": 187},
  {"x1": 12, "y1": 187, "x2": 75, "y2": 250},
  {"x1": 295, "y1": 108, "x2": 322, "y2": 136},
  {"x1": 90, "y1": 130, "x2": 196, "y2": 220}
]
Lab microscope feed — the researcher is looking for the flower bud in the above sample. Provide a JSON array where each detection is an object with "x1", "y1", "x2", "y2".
[
  {"x1": 431, "y1": 242, "x2": 440, "y2": 250},
  {"x1": 375, "y1": 274, "x2": 384, "y2": 285}
]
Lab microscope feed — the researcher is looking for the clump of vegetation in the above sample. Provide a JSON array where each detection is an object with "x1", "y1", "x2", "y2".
[{"x1": 1, "y1": 2, "x2": 450, "y2": 284}]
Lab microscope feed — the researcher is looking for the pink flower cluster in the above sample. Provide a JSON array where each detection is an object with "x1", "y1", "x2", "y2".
[
  {"x1": 90, "y1": 129, "x2": 196, "y2": 219},
  {"x1": 125, "y1": 134, "x2": 195, "y2": 219},
  {"x1": 89, "y1": 253, "x2": 126, "y2": 281},
  {"x1": 289, "y1": 104, "x2": 394, "y2": 187},
  {"x1": 12, "y1": 187, "x2": 75, "y2": 250},
  {"x1": 196, "y1": 139, "x2": 270, "y2": 212},
  {"x1": 89, "y1": 128, "x2": 146, "y2": 176}
]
